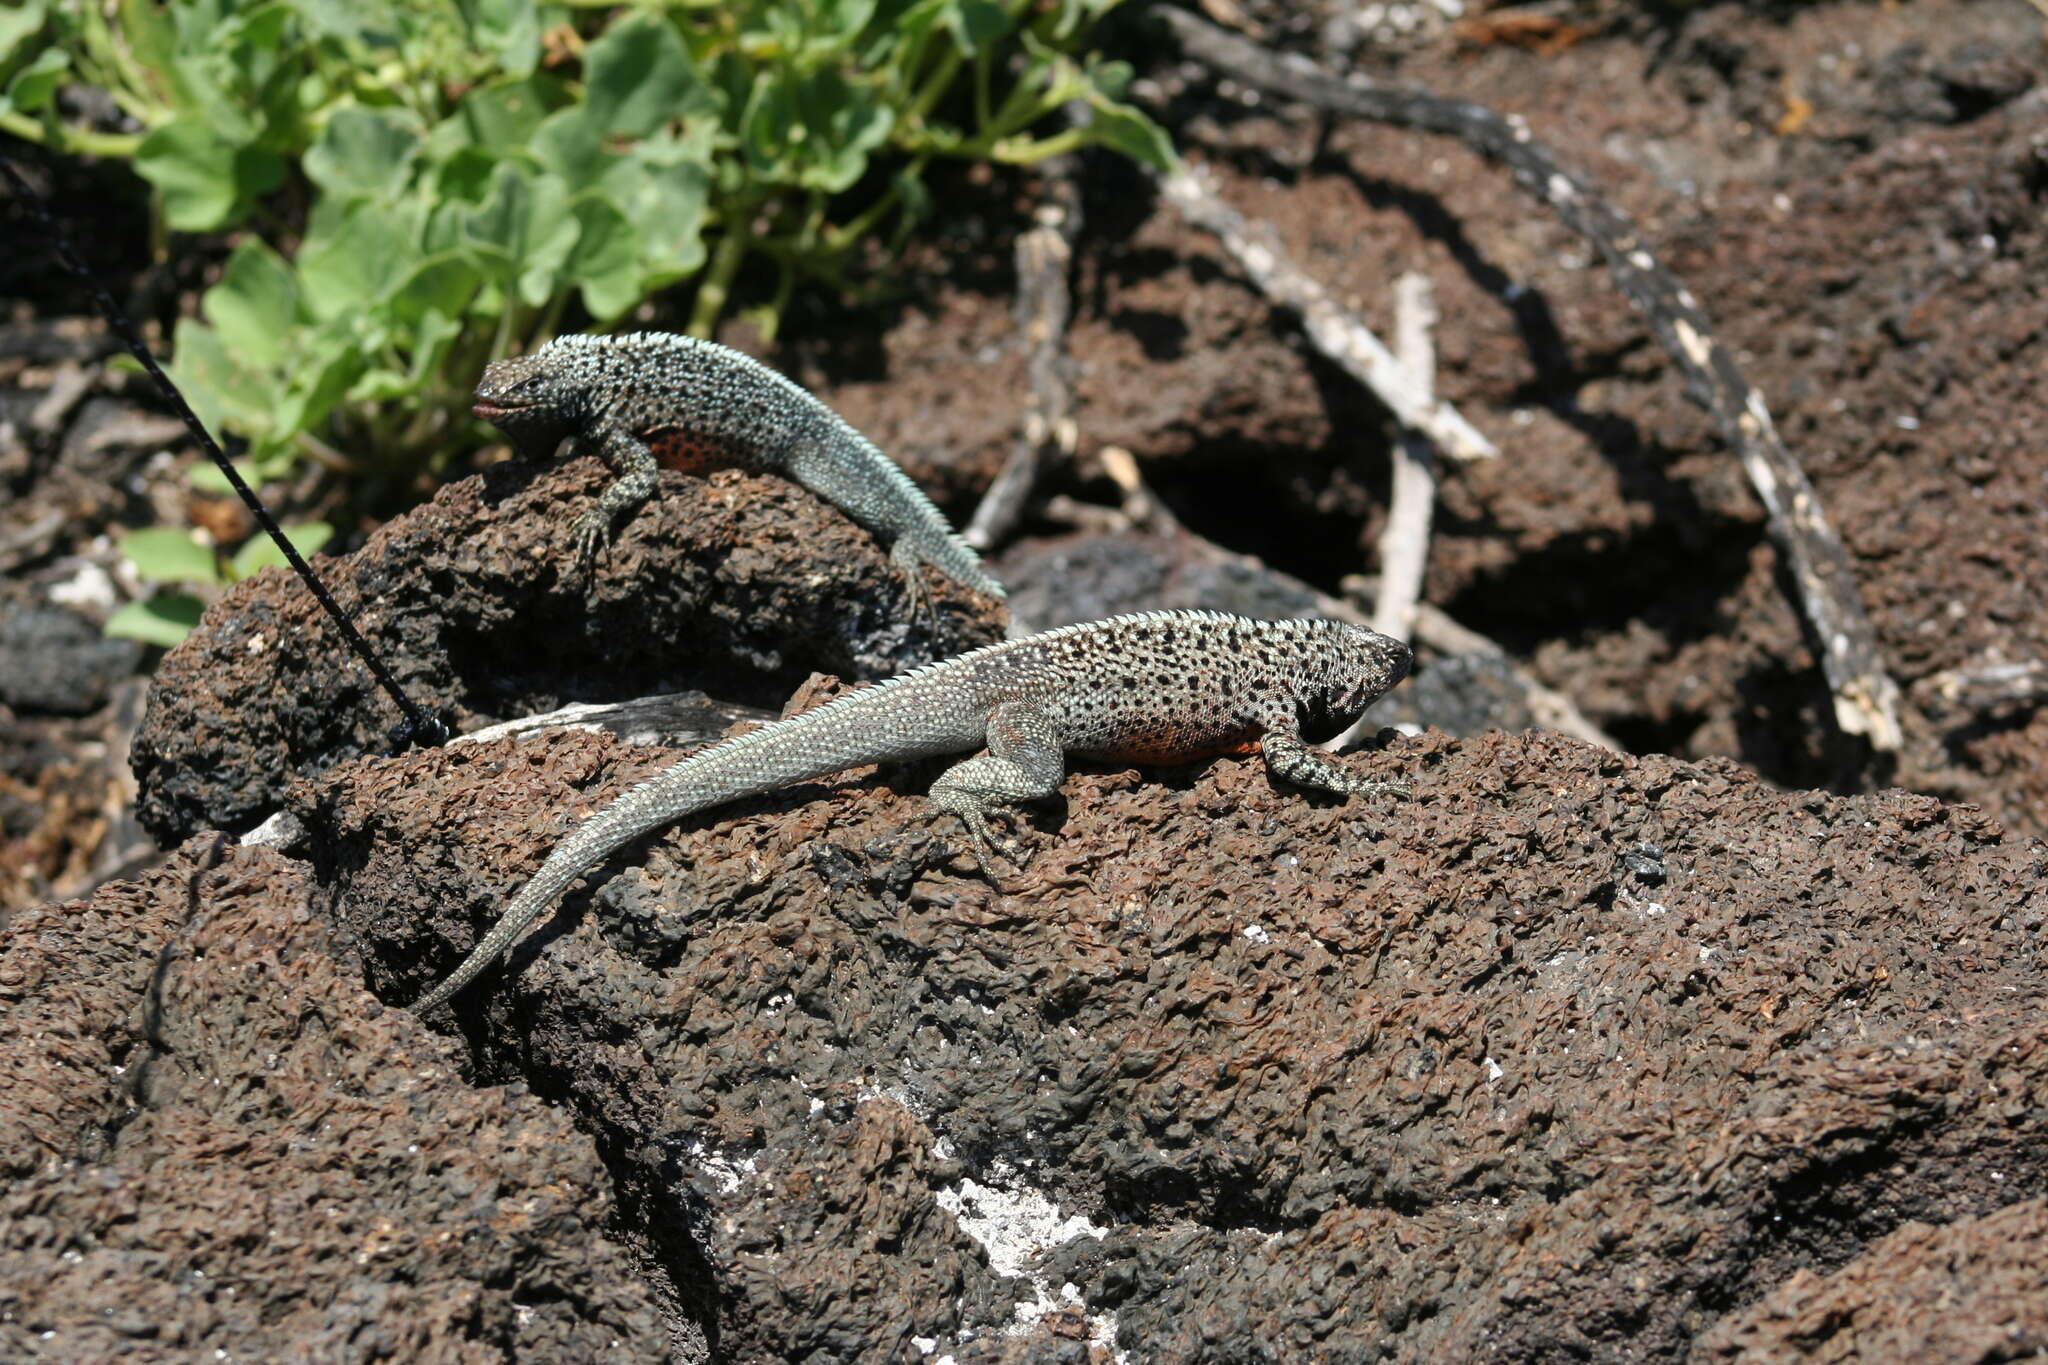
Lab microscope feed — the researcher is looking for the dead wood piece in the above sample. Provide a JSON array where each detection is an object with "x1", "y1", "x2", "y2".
[
  {"x1": 1155, "y1": 4, "x2": 1905, "y2": 752},
  {"x1": 1373, "y1": 272, "x2": 1442, "y2": 644},
  {"x1": 1916, "y1": 661, "x2": 2048, "y2": 714},
  {"x1": 1158, "y1": 164, "x2": 1498, "y2": 465},
  {"x1": 453, "y1": 691, "x2": 771, "y2": 750},
  {"x1": 965, "y1": 164, "x2": 1083, "y2": 553}
]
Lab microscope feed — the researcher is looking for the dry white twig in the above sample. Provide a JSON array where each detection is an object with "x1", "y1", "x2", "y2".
[
  {"x1": 966, "y1": 173, "x2": 1082, "y2": 552},
  {"x1": 1158, "y1": 6, "x2": 1904, "y2": 751},
  {"x1": 1372, "y1": 272, "x2": 1442, "y2": 643},
  {"x1": 1158, "y1": 164, "x2": 1497, "y2": 464}
]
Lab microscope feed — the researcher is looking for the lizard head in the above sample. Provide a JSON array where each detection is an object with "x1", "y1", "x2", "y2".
[
  {"x1": 1295, "y1": 621, "x2": 1412, "y2": 741},
  {"x1": 473, "y1": 349, "x2": 582, "y2": 458}
]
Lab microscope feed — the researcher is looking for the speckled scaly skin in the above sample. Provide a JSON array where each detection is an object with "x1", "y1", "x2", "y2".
[
  {"x1": 474, "y1": 331, "x2": 1004, "y2": 600},
  {"x1": 412, "y1": 611, "x2": 1412, "y2": 1011}
]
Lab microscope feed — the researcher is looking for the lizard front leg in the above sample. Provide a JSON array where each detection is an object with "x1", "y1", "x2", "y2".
[
  {"x1": 1260, "y1": 724, "x2": 1410, "y2": 800},
  {"x1": 928, "y1": 700, "x2": 1067, "y2": 877},
  {"x1": 571, "y1": 426, "x2": 660, "y2": 571}
]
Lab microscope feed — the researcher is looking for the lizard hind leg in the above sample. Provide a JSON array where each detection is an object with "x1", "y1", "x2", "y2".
[{"x1": 927, "y1": 701, "x2": 1068, "y2": 879}]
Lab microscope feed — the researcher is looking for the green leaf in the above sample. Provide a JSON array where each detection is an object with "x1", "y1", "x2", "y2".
[
  {"x1": 114, "y1": 0, "x2": 178, "y2": 89},
  {"x1": 387, "y1": 252, "x2": 481, "y2": 327},
  {"x1": 584, "y1": 11, "x2": 717, "y2": 139},
  {"x1": 104, "y1": 595, "x2": 206, "y2": 648},
  {"x1": 407, "y1": 309, "x2": 463, "y2": 386},
  {"x1": 167, "y1": 317, "x2": 272, "y2": 441},
  {"x1": 0, "y1": 2, "x2": 49, "y2": 65},
  {"x1": 454, "y1": 73, "x2": 564, "y2": 152},
  {"x1": 203, "y1": 239, "x2": 300, "y2": 372},
  {"x1": 462, "y1": 161, "x2": 576, "y2": 304},
  {"x1": 187, "y1": 458, "x2": 265, "y2": 497},
  {"x1": 134, "y1": 120, "x2": 253, "y2": 231},
  {"x1": 353, "y1": 307, "x2": 461, "y2": 400},
  {"x1": 431, "y1": 145, "x2": 502, "y2": 204},
  {"x1": 563, "y1": 193, "x2": 639, "y2": 321},
  {"x1": 1085, "y1": 95, "x2": 1176, "y2": 173},
  {"x1": 297, "y1": 198, "x2": 414, "y2": 318},
  {"x1": 815, "y1": 0, "x2": 879, "y2": 40},
  {"x1": 304, "y1": 105, "x2": 420, "y2": 200},
  {"x1": 945, "y1": 0, "x2": 1012, "y2": 53},
  {"x1": 1, "y1": 46, "x2": 67, "y2": 116},
  {"x1": 230, "y1": 522, "x2": 333, "y2": 580},
  {"x1": 1088, "y1": 58, "x2": 1134, "y2": 102},
  {"x1": 741, "y1": 67, "x2": 892, "y2": 193},
  {"x1": 601, "y1": 131, "x2": 711, "y2": 284},
  {"x1": 532, "y1": 107, "x2": 613, "y2": 192},
  {"x1": 274, "y1": 315, "x2": 370, "y2": 436},
  {"x1": 121, "y1": 528, "x2": 221, "y2": 586},
  {"x1": 459, "y1": 0, "x2": 542, "y2": 78}
]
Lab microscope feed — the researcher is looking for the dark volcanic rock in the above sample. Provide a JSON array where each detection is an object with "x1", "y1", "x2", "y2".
[
  {"x1": 0, "y1": 841, "x2": 666, "y2": 1362},
  {"x1": 296, "y1": 709, "x2": 2048, "y2": 1361},
  {"x1": 131, "y1": 459, "x2": 1007, "y2": 845},
  {"x1": 0, "y1": 605, "x2": 142, "y2": 715}
]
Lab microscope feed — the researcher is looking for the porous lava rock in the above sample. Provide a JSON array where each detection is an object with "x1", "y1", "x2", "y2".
[
  {"x1": 131, "y1": 458, "x2": 1006, "y2": 845},
  {"x1": 0, "y1": 841, "x2": 667, "y2": 1362},
  {"x1": 291, "y1": 706, "x2": 2047, "y2": 1361}
]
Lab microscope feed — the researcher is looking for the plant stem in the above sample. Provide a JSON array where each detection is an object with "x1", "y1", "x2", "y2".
[
  {"x1": 984, "y1": 128, "x2": 1086, "y2": 164},
  {"x1": 0, "y1": 111, "x2": 143, "y2": 159},
  {"x1": 822, "y1": 158, "x2": 924, "y2": 253},
  {"x1": 688, "y1": 226, "x2": 748, "y2": 338}
]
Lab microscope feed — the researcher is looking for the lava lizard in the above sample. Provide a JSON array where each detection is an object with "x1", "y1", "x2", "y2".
[
  {"x1": 473, "y1": 331, "x2": 1005, "y2": 602},
  {"x1": 412, "y1": 611, "x2": 1412, "y2": 1011}
]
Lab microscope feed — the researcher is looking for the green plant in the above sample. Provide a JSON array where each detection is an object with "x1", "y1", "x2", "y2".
[
  {"x1": 106, "y1": 522, "x2": 334, "y2": 646},
  {"x1": 3, "y1": 0, "x2": 1171, "y2": 494}
]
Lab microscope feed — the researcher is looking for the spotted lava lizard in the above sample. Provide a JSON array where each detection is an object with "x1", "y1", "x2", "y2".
[
  {"x1": 473, "y1": 331, "x2": 1005, "y2": 602},
  {"x1": 412, "y1": 610, "x2": 1412, "y2": 1011}
]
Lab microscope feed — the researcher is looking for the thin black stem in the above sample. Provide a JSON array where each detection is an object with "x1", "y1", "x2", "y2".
[{"x1": 0, "y1": 152, "x2": 447, "y2": 749}]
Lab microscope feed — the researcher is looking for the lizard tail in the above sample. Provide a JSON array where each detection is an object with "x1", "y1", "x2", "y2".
[{"x1": 409, "y1": 792, "x2": 674, "y2": 1013}]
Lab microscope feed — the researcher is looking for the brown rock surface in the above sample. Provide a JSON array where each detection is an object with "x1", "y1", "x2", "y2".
[
  {"x1": 1698, "y1": 1198, "x2": 2048, "y2": 1362},
  {"x1": 130, "y1": 459, "x2": 1006, "y2": 846},
  {"x1": 804, "y1": 2, "x2": 2048, "y2": 835},
  {"x1": 0, "y1": 841, "x2": 667, "y2": 1362},
  {"x1": 5, "y1": 3, "x2": 2046, "y2": 1358},
  {"x1": 290, "y1": 701, "x2": 2046, "y2": 1360}
]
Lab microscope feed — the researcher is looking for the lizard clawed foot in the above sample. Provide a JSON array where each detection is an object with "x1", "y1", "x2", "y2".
[
  {"x1": 1346, "y1": 779, "x2": 1411, "y2": 800},
  {"x1": 946, "y1": 807, "x2": 1032, "y2": 885},
  {"x1": 569, "y1": 512, "x2": 612, "y2": 573}
]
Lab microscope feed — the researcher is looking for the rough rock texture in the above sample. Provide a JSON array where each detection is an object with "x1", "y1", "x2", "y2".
[
  {"x1": 290, "y1": 702, "x2": 2048, "y2": 1361},
  {"x1": 0, "y1": 841, "x2": 667, "y2": 1362},
  {"x1": 131, "y1": 459, "x2": 1007, "y2": 845},
  {"x1": 0, "y1": 605, "x2": 142, "y2": 715},
  {"x1": 806, "y1": 1, "x2": 2048, "y2": 837},
  {"x1": 1697, "y1": 1197, "x2": 2048, "y2": 1362}
]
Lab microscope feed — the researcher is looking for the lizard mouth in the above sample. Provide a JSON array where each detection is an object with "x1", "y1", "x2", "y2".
[{"x1": 471, "y1": 397, "x2": 535, "y2": 421}]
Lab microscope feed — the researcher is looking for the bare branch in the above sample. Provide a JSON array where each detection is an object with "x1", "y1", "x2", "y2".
[
  {"x1": 1157, "y1": 165, "x2": 1499, "y2": 464},
  {"x1": 1916, "y1": 661, "x2": 2048, "y2": 714},
  {"x1": 1154, "y1": 4, "x2": 1904, "y2": 751},
  {"x1": 1372, "y1": 272, "x2": 1441, "y2": 643},
  {"x1": 965, "y1": 166, "x2": 1083, "y2": 552}
]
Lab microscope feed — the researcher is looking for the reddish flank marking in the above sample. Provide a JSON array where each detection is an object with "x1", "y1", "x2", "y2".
[
  {"x1": 1083, "y1": 733, "x2": 1263, "y2": 764},
  {"x1": 645, "y1": 427, "x2": 741, "y2": 474}
]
